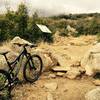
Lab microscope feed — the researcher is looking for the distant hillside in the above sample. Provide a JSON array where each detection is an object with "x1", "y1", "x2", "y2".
[
  {"x1": 46, "y1": 13, "x2": 100, "y2": 36},
  {"x1": 50, "y1": 13, "x2": 100, "y2": 20}
]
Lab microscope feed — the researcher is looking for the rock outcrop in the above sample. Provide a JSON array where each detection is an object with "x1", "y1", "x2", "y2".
[{"x1": 81, "y1": 43, "x2": 100, "y2": 76}]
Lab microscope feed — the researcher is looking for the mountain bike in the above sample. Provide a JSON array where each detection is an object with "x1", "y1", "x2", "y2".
[{"x1": 0, "y1": 43, "x2": 43, "y2": 98}]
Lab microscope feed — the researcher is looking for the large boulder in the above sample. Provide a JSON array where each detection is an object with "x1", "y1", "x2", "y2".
[
  {"x1": 10, "y1": 36, "x2": 32, "y2": 45},
  {"x1": 31, "y1": 47, "x2": 71, "y2": 71},
  {"x1": 0, "y1": 50, "x2": 18, "y2": 70},
  {"x1": 81, "y1": 43, "x2": 100, "y2": 76},
  {"x1": 31, "y1": 49, "x2": 58, "y2": 71},
  {"x1": 45, "y1": 48, "x2": 71, "y2": 71},
  {"x1": 10, "y1": 36, "x2": 32, "y2": 53},
  {"x1": 64, "y1": 67, "x2": 85, "y2": 79}
]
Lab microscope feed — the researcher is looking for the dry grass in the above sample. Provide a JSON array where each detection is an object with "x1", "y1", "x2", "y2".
[
  {"x1": 0, "y1": 40, "x2": 11, "y2": 52},
  {"x1": 38, "y1": 41, "x2": 50, "y2": 48}
]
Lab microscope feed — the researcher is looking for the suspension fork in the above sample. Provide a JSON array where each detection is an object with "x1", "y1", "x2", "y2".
[
  {"x1": 23, "y1": 46, "x2": 36, "y2": 70},
  {"x1": 26, "y1": 53, "x2": 36, "y2": 70}
]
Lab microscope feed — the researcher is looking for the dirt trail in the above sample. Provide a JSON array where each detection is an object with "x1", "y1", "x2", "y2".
[
  {"x1": 0, "y1": 35, "x2": 98, "y2": 100},
  {"x1": 11, "y1": 35, "x2": 97, "y2": 100},
  {"x1": 12, "y1": 73, "x2": 96, "y2": 100}
]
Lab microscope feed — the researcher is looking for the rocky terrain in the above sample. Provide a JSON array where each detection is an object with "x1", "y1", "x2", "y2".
[{"x1": 0, "y1": 35, "x2": 100, "y2": 100}]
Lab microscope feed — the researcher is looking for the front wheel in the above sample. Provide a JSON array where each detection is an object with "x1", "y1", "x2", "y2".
[
  {"x1": 23, "y1": 55, "x2": 43, "y2": 83},
  {"x1": 0, "y1": 70, "x2": 11, "y2": 99}
]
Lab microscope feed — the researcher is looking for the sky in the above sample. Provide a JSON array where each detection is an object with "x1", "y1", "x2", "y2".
[{"x1": 0, "y1": 0, "x2": 100, "y2": 16}]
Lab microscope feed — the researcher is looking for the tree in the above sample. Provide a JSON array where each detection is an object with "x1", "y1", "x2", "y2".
[
  {"x1": 5, "y1": 10, "x2": 17, "y2": 38},
  {"x1": 89, "y1": 16, "x2": 100, "y2": 35},
  {"x1": 0, "y1": 19, "x2": 9, "y2": 41},
  {"x1": 16, "y1": 3, "x2": 28, "y2": 38}
]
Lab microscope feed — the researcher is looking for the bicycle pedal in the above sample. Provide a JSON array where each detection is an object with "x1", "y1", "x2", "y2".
[{"x1": 10, "y1": 83, "x2": 14, "y2": 86}]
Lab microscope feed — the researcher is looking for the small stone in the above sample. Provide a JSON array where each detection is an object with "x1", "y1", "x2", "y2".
[
  {"x1": 93, "y1": 41, "x2": 98, "y2": 45},
  {"x1": 47, "y1": 92, "x2": 54, "y2": 100},
  {"x1": 93, "y1": 79, "x2": 100, "y2": 86},
  {"x1": 61, "y1": 84, "x2": 68, "y2": 92},
  {"x1": 44, "y1": 82, "x2": 58, "y2": 91},
  {"x1": 65, "y1": 69, "x2": 81, "y2": 79},
  {"x1": 56, "y1": 72, "x2": 65, "y2": 77},
  {"x1": 48, "y1": 74, "x2": 56, "y2": 78}
]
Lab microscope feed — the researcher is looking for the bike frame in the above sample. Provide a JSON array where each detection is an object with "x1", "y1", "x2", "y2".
[
  {"x1": 0, "y1": 43, "x2": 40, "y2": 98},
  {"x1": 3, "y1": 46, "x2": 31, "y2": 80}
]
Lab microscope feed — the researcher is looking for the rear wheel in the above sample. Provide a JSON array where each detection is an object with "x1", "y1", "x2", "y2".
[
  {"x1": 0, "y1": 70, "x2": 11, "y2": 99},
  {"x1": 23, "y1": 55, "x2": 43, "y2": 83}
]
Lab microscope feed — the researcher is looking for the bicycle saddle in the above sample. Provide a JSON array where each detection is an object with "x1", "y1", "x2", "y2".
[
  {"x1": 13, "y1": 43, "x2": 37, "y2": 48},
  {"x1": 0, "y1": 51, "x2": 9, "y2": 55}
]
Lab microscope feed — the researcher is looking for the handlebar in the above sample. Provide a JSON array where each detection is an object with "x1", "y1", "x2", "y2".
[{"x1": 13, "y1": 43, "x2": 37, "y2": 48}]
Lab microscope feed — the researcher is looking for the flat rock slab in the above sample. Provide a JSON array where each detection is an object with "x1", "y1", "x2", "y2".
[
  {"x1": 44, "y1": 82, "x2": 58, "y2": 91},
  {"x1": 52, "y1": 66, "x2": 70, "y2": 72},
  {"x1": 56, "y1": 72, "x2": 65, "y2": 77},
  {"x1": 48, "y1": 74, "x2": 56, "y2": 78}
]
